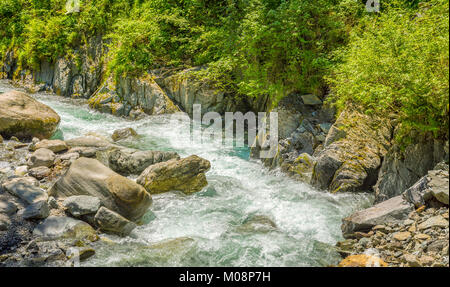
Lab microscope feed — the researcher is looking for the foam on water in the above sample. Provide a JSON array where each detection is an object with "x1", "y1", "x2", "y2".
[{"x1": 0, "y1": 80, "x2": 373, "y2": 266}]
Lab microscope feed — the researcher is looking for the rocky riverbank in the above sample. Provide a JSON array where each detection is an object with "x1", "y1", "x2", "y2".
[
  {"x1": 0, "y1": 90, "x2": 212, "y2": 266},
  {"x1": 250, "y1": 92, "x2": 449, "y2": 267},
  {"x1": 336, "y1": 166, "x2": 449, "y2": 267},
  {"x1": 1, "y1": 84, "x2": 449, "y2": 267}
]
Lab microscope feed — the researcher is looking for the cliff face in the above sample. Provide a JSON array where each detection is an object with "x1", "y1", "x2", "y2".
[
  {"x1": 1, "y1": 36, "x2": 253, "y2": 119},
  {"x1": 251, "y1": 101, "x2": 449, "y2": 201}
]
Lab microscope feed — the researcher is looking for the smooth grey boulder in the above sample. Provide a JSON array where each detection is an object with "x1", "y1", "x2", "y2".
[
  {"x1": 33, "y1": 216, "x2": 98, "y2": 241},
  {"x1": 2, "y1": 177, "x2": 48, "y2": 205},
  {"x1": 63, "y1": 195, "x2": 101, "y2": 217},
  {"x1": 341, "y1": 196, "x2": 414, "y2": 238},
  {"x1": 18, "y1": 200, "x2": 50, "y2": 219},
  {"x1": 49, "y1": 157, "x2": 152, "y2": 222},
  {"x1": 97, "y1": 147, "x2": 180, "y2": 175},
  {"x1": 137, "y1": 155, "x2": 211, "y2": 195},
  {"x1": 94, "y1": 207, "x2": 136, "y2": 236},
  {"x1": 28, "y1": 148, "x2": 55, "y2": 168}
]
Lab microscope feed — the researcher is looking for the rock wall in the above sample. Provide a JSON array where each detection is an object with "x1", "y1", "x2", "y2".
[
  {"x1": 155, "y1": 67, "x2": 251, "y2": 117},
  {"x1": 250, "y1": 93, "x2": 335, "y2": 183},
  {"x1": 88, "y1": 75, "x2": 180, "y2": 119},
  {"x1": 10, "y1": 35, "x2": 105, "y2": 99},
  {"x1": 311, "y1": 109, "x2": 393, "y2": 193},
  {"x1": 1, "y1": 38, "x2": 251, "y2": 119},
  {"x1": 374, "y1": 133, "x2": 449, "y2": 203}
]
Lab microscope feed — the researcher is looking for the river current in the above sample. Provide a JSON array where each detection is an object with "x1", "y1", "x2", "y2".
[{"x1": 0, "y1": 80, "x2": 373, "y2": 267}]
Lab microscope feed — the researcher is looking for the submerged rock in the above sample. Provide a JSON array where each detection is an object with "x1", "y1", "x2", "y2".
[
  {"x1": 49, "y1": 157, "x2": 152, "y2": 222},
  {"x1": 0, "y1": 91, "x2": 61, "y2": 140},
  {"x1": 236, "y1": 215, "x2": 278, "y2": 233},
  {"x1": 137, "y1": 155, "x2": 211, "y2": 194},
  {"x1": 111, "y1": 128, "x2": 138, "y2": 142}
]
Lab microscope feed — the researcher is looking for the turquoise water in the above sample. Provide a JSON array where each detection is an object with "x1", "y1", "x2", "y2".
[{"x1": 1, "y1": 80, "x2": 373, "y2": 266}]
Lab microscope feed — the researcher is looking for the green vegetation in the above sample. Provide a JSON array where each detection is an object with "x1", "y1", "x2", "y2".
[
  {"x1": 328, "y1": 0, "x2": 449, "y2": 141},
  {"x1": 0, "y1": 0, "x2": 448, "y2": 141}
]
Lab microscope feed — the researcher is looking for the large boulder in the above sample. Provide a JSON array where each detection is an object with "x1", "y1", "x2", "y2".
[
  {"x1": 97, "y1": 147, "x2": 180, "y2": 176},
  {"x1": 137, "y1": 155, "x2": 211, "y2": 194},
  {"x1": 49, "y1": 157, "x2": 152, "y2": 222},
  {"x1": 341, "y1": 196, "x2": 414, "y2": 238},
  {"x1": 311, "y1": 109, "x2": 392, "y2": 193},
  {"x1": 0, "y1": 91, "x2": 60, "y2": 140}
]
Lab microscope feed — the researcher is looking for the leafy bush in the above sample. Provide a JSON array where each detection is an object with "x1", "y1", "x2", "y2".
[{"x1": 327, "y1": 0, "x2": 449, "y2": 141}]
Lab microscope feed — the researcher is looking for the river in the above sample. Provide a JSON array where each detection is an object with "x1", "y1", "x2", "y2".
[{"x1": 0, "y1": 80, "x2": 373, "y2": 267}]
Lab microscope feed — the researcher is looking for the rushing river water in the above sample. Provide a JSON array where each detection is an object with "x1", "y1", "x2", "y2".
[{"x1": 1, "y1": 80, "x2": 374, "y2": 267}]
